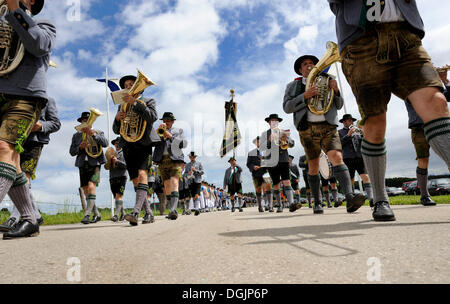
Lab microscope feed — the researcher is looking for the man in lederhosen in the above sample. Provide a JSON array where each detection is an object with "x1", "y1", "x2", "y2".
[
  {"x1": 70, "y1": 112, "x2": 108, "y2": 224},
  {"x1": 247, "y1": 136, "x2": 273, "y2": 213},
  {"x1": 0, "y1": 0, "x2": 55, "y2": 239},
  {"x1": 403, "y1": 67, "x2": 450, "y2": 206},
  {"x1": 152, "y1": 112, "x2": 188, "y2": 220},
  {"x1": 283, "y1": 55, "x2": 365, "y2": 215},
  {"x1": 107, "y1": 137, "x2": 128, "y2": 222},
  {"x1": 184, "y1": 151, "x2": 205, "y2": 216},
  {"x1": 338, "y1": 114, "x2": 374, "y2": 206},
  {"x1": 113, "y1": 75, "x2": 159, "y2": 226},
  {"x1": 223, "y1": 157, "x2": 244, "y2": 212},
  {"x1": 329, "y1": 1, "x2": 450, "y2": 221},
  {"x1": 0, "y1": 97, "x2": 60, "y2": 232},
  {"x1": 260, "y1": 114, "x2": 299, "y2": 213}
]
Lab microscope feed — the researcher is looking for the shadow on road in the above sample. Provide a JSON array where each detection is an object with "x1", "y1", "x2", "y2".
[
  {"x1": 219, "y1": 220, "x2": 450, "y2": 258},
  {"x1": 45, "y1": 223, "x2": 131, "y2": 231}
]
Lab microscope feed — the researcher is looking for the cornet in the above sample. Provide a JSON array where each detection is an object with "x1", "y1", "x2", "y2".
[
  {"x1": 349, "y1": 121, "x2": 363, "y2": 136},
  {"x1": 157, "y1": 124, "x2": 168, "y2": 140}
]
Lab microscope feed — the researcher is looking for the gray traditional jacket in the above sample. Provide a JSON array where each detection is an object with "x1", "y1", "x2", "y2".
[
  {"x1": 328, "y1": 0, "x2": 425, "y2": 52},
  {"x1": 69, "y1": 131, "x2": 109, "y2": 167},
  {"x1": 0, "y1": 9, "x2": 56, "y2": 99},
  {"x1": 185, "y1": 161, "x2": 204, "y2": 184},
  {"x1": 109, "y1": 148, "x2": 127, "y2": 179},
  {"x1": 25, "y1": 97, "x2": 60, "y2": 145},
  {"x1": 283, "y1": 78, "x2": 344, "y2": 131},
  {"x1": 223, "y1": 165, "x2": 243, "y2": 189},
  {"x1": 152, "y1": 127, "x2": 188, "y2": 163},
  {"x1": 112, "y1": 97, "x2": 159, "y2": 148}
]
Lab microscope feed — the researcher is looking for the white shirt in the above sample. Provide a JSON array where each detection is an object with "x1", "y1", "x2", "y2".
[
  {"x1": 380, "y1": 0, "x2": 405, "y2": 22},
  {"x1": 303, "y1": 77, "x2": 326, "y2": 122}
]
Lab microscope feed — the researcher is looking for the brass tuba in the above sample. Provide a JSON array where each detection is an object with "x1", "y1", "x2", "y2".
[
  {"x1": 82, "y1": 108, "x2": 104, "y2": 158},
  {"x1": 306, "y1": 41, "x2": 341, "y2": 115},
  {"x1": 0, "y1": 0, "x2": 25, "y2": 76},
  {"x1": 120, "y1": 69, "x2": 156, "y2": 143}
]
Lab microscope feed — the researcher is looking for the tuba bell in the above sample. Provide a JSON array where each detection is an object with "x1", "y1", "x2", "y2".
[
  {"x1": 306, "y1": 41, "x2": 341, "y2": 115},
  {"x1": 0, "y1": 0, "x2": 25, "y2": 76},
  {"x1": 79, "y1": 108, "x2": 104, "y2": 159},
  {"x1": 120, "y1": 69, "x2": 156, "y2": 143}
]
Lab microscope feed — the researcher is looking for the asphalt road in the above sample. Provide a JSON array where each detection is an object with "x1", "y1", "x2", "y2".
[{"x1": 0, "y1": 204, "x2": 449, "y2": 284}]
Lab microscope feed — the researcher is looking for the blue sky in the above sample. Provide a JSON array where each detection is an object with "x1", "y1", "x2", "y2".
[{"x1": 5, "y1": 0, "x2": 449, "y2": 212}]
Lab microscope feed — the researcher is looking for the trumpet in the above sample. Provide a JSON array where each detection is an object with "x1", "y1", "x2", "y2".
[
  {"x1": 272, "y1": 128, "x2": 290, "y2": 150},
  {"x1": 157, "y1": 124, "x2": 168, "y2": 140},
  {"x1": 349, "y1": 121, "x2": 363, "y2": 136}
]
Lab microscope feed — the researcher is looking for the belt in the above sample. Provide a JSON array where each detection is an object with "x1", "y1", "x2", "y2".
[{"x1": 0, "y1": 93, "x2": 47, "y2": 104}]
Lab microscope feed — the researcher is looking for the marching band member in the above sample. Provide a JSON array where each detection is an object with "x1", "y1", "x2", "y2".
[
  {"x1": 113, "y1": 74, "x2": 159, "y2": 226},
  {"x1": 185, "y1": 151, "x2": 204, "y2": 216},
  {"x1": 223, "y1": 157, "x2": 243, "y2": 212},
  {"x1": 70, "y1": 111, "x2": 108, "y2": 224},
  {"x1": 0, "y1": 0, "x2": 55, "y2": 239},
  {"x1": 107, "y1": 137, "x2": 128, "y2": 222},
  {"x1": 404, "y1": 68, "x2": 450, "y2": 206},
  {"x1": 152, "y1": 112, "x2": 188, "y2": 221},
  {"x1": 283, "y1": 55, "x2": 365, "y2": 215},
  {"x1": 338, "y1": 114, "x2": 374, "y2": 206},
  {"x1": 0, "y1": 97, "x2": 60, "y2": 232},
  {"x1": 260, "y1": 114, "x2": 298, "y2": 213},
  {"x1": 247, "y1": 136, "x2": 273, "y2": 213},
  {"x1": 329, "y1": 0, "x2": 450, "y2": 221}
]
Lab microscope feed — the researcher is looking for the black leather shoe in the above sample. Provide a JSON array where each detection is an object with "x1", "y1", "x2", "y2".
[
  {"x1": 369, "y1": 199, "x2": 374, "y2": 208},
  {"x1": 308, "y1": 202, "x2": 312, "y2": 209},
  {"x1": 3, "y1": 220, "x2": 39, "y2": 239},
  {"x1": 327, "y1": 202, "x2": 332, "y2": 208},
  {"x1": 119, "y1": 213, "x2": 125, "y2": 221},
  {"x1": 372, "y1": 201, "x2": 396, "y2": 222},
  {"x1": 37, "y1": 217, "x2": 44, "y2": 226},
  {"x1": 168, "y1": 210, "x2": 178, "y2": 220},
  {"x1": 90, "y1": 216, "x2": 101, "y2": 223},
  {"x1": 346, "y1": 193, "x2": 366, "y2": 213},
  {"x1": 334, "y1": 200, "x2": 343, "y2": 208},
  {"x1": 289, "y1": 203, "x2": 302, "y2": 212},
  {"x1": 239, "y1": 208, "x2": 243, "y2": 212},
  {"x1": 269, "y1": 207, "x2": 274, "y2": 212},
  {"x1": 264, "y1": 206, "x2": 269, "y2": 211},
  {"x1": 0, "y1": 217, "x2": 17, "y2": 232},
  {"x1": 231, "y1": 207, "x2": 235, "y2": 212},
  {"x1": 420, "y1": 196, "x2": 436, "y2": 206},
  {"x1": 125, "y1": 212, "x2": 139, "y2": 226},
  {"x1": 313, "y1": 203, "x2": 324, "y2": 214},
  {"x1": 142, "y1": 213, "x2": 155, "y2": 224},
  {"x1": 81, "y1": 215, "x2": 90, "y2": 224},
  {"x1": 194, "y1": 210, "x2": 200, "y2": 216},
  {"x1": 111, "y1": 215, "x2": 118, "y2": 222},
  {"x1": 258, "y1": 207, "x2": 264, "y2": 213}
]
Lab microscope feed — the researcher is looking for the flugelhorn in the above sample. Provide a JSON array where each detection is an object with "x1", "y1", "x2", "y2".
[
  {"x1": 306, "y1": 41, "x2": 341, "y2": 115},
  {"x1": 120, "y1": 69, "x2": 156, "y2": 143}
]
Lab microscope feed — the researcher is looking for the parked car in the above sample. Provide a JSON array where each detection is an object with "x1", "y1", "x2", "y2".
[
  {"x1": 386, "y1": 187, "x2": 405, "y2": 196},
  {"x1": 428, "y1": 178, "x2": 450, "y2": 196},
  {"x1": 405, "y1": 181, "x2": 420, "y2": 195},
  {"x1": 402, "y1": 181, "x2": 415, "y2": 192}
]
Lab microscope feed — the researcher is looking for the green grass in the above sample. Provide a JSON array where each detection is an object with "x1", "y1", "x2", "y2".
[
  {"x1": 0, "y1": 207, "x2": 186, "y2": 226},
  {"x1": 1, "y1": 195, "x2": 449, "y2": 226}
]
